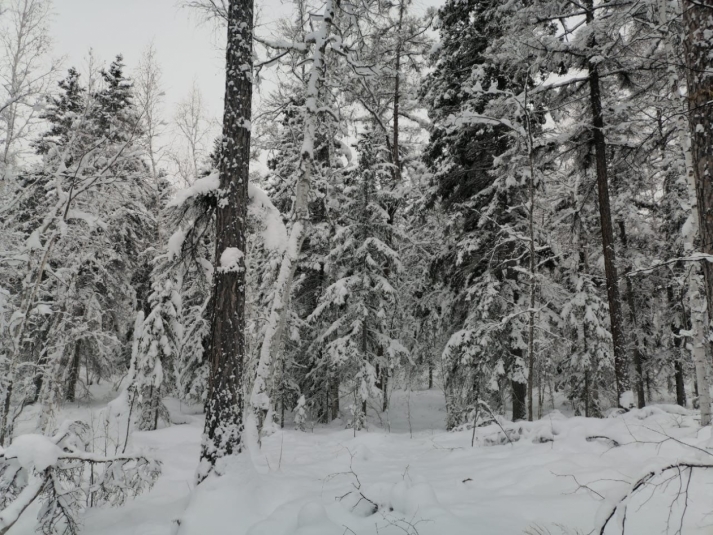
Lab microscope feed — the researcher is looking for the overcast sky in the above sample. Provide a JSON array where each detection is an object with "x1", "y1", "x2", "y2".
[
  {"x1": 50, "y1": 0, "x2": 439, "y2": 117},
  {"x1": 51, "y1": 0, "x2": 229, "y2": 121},
  {"x1": 49, "y1": 0, "x2": 438, "y2": 176}
]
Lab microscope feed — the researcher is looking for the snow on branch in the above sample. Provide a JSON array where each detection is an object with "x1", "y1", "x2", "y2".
[
  {"x1": 166, "y1": 171, "x2": 220, "y2": 208},
  {"x1": 166, "y1": 175, "x2": 286, "y2": 254},
  {"x1": 248, "y1": 183, "x2": 287, "y2": 253},
  {"x1": 0, "y1": 423, "x2": 161, "y2": 535}
]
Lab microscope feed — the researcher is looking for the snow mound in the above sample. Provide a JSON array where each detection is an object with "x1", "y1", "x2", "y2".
[{"x1": 3, "y1": 434, "x2": 60, "y2": 471}]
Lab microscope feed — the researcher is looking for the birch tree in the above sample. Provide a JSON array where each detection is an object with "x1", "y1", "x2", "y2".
[
  {"x1": 659, "y1": 0, "x2": 711, "y2": 424},
  {"x1": 0, "y1": 0, "x2": 59, "y2": 170},
  {"x1": 246, "y1": 0, "x2": 339, "y2": 445}
]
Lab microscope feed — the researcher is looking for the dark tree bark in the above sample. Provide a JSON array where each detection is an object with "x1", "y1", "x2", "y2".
[
  {"x1": 330, "y1": 373, "x2": 339, "y2": 420},
  {"x1": 391, "y1": 0, "x2": 404, "y2": 183},
  {"x1": 65, "y1": 340, "x2": 81, "y2": 403},
  {"x1": 675, "y1": 361, "x2": 687, "y2": 407},
  {"x1": 198, "y1": 0, "x2": 253, "y2": 480},
  {"x1": 585, "y1": 0, "x2": 627, "y2": 405},
  {"x1": 618, "y1": 222, "x2": 645, "y2": 409},
  {"x1": 626, "y1": 279, "x2": 645, "y2": 409},
  {"x1": 511, "y1": 344, "x2": 527, "y2": 421},
  {"x1": 683, "y1": 0, "x2": 713, "y2": 328},
  {"x1": 511, "y1": 378, "x2": 527, "y2": 421}
]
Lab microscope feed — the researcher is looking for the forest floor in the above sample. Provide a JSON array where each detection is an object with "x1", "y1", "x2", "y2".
[{"x1": 9, "y1": 387, "x2": 713, "y2": 535}]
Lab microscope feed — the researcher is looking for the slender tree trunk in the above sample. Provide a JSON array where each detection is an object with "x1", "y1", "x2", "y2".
[
  {"x1": 65, "y1": 340, "x2": 81, "y2": 403},
  {"x1": 247, "y1": 0, "x2": 336, "y2": 445},
  {"x1": 585, "y1": 0, "x2": 627, "y2": 405},
  {"x1": 391, "y1": 0, "x2": 404, "y2": 182},
  {"x1": 511, "y1": 378, "x2": 527, "y2": 422},
  {"x1": 624, "y1": 275, "x2": 645, "y2": 408},
  {"x1": 674, "y1": 361, "x2": 686, "y2": 407},
  {"x1": 198, "y1": 0, "x2": 253, "y2": 481},
  {"x1": 618, "y1": 221, "x2": 645, "y2": 409},
  {"x1": 330, "y1": 371, "x2": 339, "y2": 420},
  {"x1": 683, "y1": 0, "x2": 713, "y2": 426},
  {"x1": 525, "y1": 85, "x2": 537, "y2": 422},
  {"x1": 668, "y1": 285, "x2": 687, "y2": 408}
]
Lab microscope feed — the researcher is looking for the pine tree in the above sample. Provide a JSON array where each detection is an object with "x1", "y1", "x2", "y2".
[
  {"x1": 198, "y1": 0, "x2": 253, "y2": 480},
  {"x1": 310, "y1": 130, "x2": 406, "y2": 429},
  {"x1": 132, "y1": 274, "x2": 180, "y2": 431},
  {"x1": 34, "y1": 68, "x2": 86, "y2": 155},
  {"x1": 421, "y1": 0, "x2": 537, "y2": 421}
]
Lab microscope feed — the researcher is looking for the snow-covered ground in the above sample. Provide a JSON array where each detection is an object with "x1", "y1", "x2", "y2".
[{"x1": 8, "y1": 388, "x2": 713, "y2": 535}]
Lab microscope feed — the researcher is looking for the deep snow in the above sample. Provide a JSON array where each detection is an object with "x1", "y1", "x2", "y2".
[{"x1": 7, "y1": 388, "x2": 713, "y2": 535}]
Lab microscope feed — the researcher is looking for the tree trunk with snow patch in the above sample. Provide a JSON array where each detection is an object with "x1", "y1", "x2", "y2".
[
  {"x1": 660, "y1": 0, "x2": 712, "y2": 425},
  {"x1": 198, "y1": 0, "x2": 253, "y2": 480},
  {"x1": 246, "y1": 0, "x2": 337, "y2": 447}
]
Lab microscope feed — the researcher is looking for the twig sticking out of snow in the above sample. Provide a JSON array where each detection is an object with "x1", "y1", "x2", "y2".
[{"x1": 596, "y1": 462, "x2": 713, "y2": 535}]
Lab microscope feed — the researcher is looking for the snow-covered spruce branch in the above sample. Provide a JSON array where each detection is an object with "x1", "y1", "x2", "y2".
[
  {"x1": 622, "y1": 253, "x2": 713, "y2": 277},
  {"x1": 0, "y1": 424, "x2": 160, "y2": 535},
  {"x1": 253, "y1": 35, "x2": 311, "y2": 52}
]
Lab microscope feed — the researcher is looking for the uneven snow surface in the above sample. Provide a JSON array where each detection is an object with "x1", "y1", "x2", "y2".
[{"x1": 9, "y1": 390, "x2": 713, "y2": 535}]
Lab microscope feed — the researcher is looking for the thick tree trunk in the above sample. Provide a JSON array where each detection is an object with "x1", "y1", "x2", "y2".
[
  {"x1": 585, "y1": 0, "x2": 627, "y2": 405},
  {"x1": 511, "y1": 344, "x2": 527, "y2": 421},
  {"x1": 683, "y1": 0, "x2": 713, "y2": 336},
  {"x1": 682, "y1": 0, "x2": 713, "y2": 426},
  {"x1": 198, "y1": 0, "x2": 252, "y2": 481}
]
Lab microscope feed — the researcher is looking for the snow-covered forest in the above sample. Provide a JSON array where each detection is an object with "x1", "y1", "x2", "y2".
[{"x1": 2, "y1": 0, "x2": 713, "y2": 533}]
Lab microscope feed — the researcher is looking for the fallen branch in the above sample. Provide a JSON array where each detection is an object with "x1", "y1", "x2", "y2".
[{"x1": 596, "y1": 462, "x2": 713, "y2": 535}]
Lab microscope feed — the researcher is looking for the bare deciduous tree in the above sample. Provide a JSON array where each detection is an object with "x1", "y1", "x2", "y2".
[
  {"x1": 170, "y1": 82, "x2": 215, "y2": 186},
  {"x1": 134, "y1": 43, "x2": 166, "y2": 183},
  {"x1": 0, "y1": 0, "x2": 60, "y2": 170}
]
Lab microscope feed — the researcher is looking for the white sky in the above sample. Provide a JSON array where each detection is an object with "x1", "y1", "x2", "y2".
[
  {"x1": 50, "y1": 0, "x2": 440, "y2": 117},
  {"x1": 51, "y1": 0, "x2": 229, "y2": 122},
  {"x1": 49, "y1": 0, "x2": 440, "y2": 177}
]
